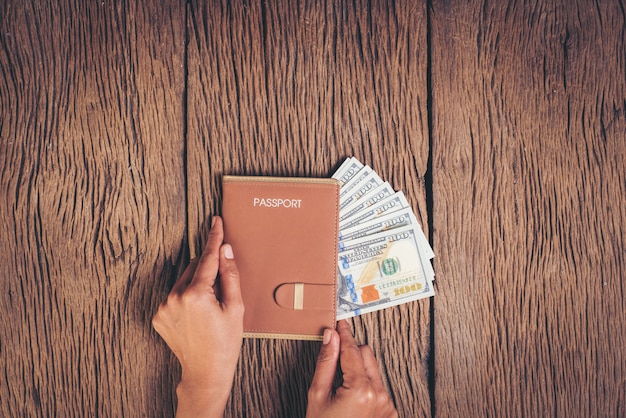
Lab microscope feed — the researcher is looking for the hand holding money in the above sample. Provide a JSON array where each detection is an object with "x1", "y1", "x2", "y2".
[{"x1": 306, "y1": 320, "x2": 398, "y2": 418}]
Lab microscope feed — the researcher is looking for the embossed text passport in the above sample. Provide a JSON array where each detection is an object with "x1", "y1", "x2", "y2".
[{"x1": 222, "y1": 176, "x2": 340, "y2": 340}]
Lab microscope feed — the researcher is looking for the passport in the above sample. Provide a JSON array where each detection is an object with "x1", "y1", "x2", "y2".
[{"x1": 221, "y1": 176, "x2": 340, "y2": 340}]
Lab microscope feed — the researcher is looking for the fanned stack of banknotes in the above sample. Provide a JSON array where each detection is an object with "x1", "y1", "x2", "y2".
[{"x1": 333, "y1": 157, "x2": 435, "y2": 319}]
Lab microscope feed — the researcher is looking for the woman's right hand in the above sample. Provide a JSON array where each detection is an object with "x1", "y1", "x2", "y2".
[{"x1": 305, "y1": 320, "x2": 398, "y2": 418}]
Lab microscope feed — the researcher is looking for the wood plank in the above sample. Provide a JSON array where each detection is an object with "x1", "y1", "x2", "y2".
[
  {"x1": 186, "y1": 0, "x2": 431, "y2": 416},
  {"x1": 0, "y1": 1, "x2": 186, "y2": 416},
  {"x1": 431, "y1": 1, "x2": 626, "y2": 416}
]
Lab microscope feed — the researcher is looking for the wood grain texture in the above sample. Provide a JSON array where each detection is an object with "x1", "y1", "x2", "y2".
[
  {"x1": 0, "y1": 1, "x2": 186, "y2": 416},
  {"x1": 431, "y1": 1, "x2": 626, "y2": 416},
  {"x1": 6, "y1": 0, "x2": 621, "y2": 416},
  {"x1": 186, "y1": 0, "x2": 431, "y2": 416}
]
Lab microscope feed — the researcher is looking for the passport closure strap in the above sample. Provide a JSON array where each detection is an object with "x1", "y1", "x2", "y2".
[{"x1": 274, "y1": 282, "x2": 335, "y2": 310}]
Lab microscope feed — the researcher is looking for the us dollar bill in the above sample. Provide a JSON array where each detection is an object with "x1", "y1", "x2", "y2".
[
  {"x1": 339, "y1": 208, "x2": 416, "y2": 242},
  {"x1": 339, "y1": 191, "x2": 410, "y2": 230},
  {"x1": 339, "y1": 208, "x2": 435, "y2": 278},
  {"x1": 339, "y1": 171, "x2": 384, "y2": 211},
  {"x1": 339, "y1": 166, "x2": 373, "y2": 200},
  {"x1": 332, "y1": 157, "x2": 364, "y2": 187},
  {"x1": 339, "y1": 182, "x2": 395, "y2": 222},
  {"x1": 339, "y1": 224, "x2": 435, "y2": 280},
  {"x1": 336, "y1": 226, "x2": 434, "y2": 319}
]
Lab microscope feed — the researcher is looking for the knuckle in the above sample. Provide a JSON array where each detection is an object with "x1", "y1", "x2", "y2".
[
  {"x1": 151, "y1": 305, "x2": 168, "y2": 333},
  {"x1": 376, "y1": 391, "x2": 391, "y2": 407},
  {"x1": 230, "y1": 265, "x2": 241, "y2": 277},
  {"x1": 223, "y1": 257, "x2": 240, "y2": 272},
  {"x1": 307, "y1": 385, "x2": 325, "y2": 403},
  {"x1": 316, "y1": 348, "x2": 335, "y2": 364},
  {"x1": 341, "y1": 344, "x2": 361, "y2": 357},
  {"x1": 360, "y1": 344, "x2": 374, "y2": 356},
  {"x1": 153, "y1": 301, "x2": 167, "y2": 318},
  {"x1": 166, "y1": 292, "x2": 181, "y2": 305},
  {"x1": 180, "y1": 288, "x2": 202, "y2": 305},
  {"x1": 352, "y1": 384, "x2": 376, "y2": 407},
  {"x1": 224, "y1": 266, "x2": 240, "y2": 280},
  {"x1": 198, "y1": 252, "x2": 212, "y2": 266},
  {"x1": 151, "y1": 314, "x2": 161, "y2": 331},
  {"x1": 199, "y1": 248, "x2": 218, "y2": 265},
  {"x1": 363, "y1": 386, "x2": 376, "y2": 402}
]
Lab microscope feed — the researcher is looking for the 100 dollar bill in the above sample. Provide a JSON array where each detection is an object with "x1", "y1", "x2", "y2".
[
  {"x1": 339, "y1": 209, "x2": 435, "y2": 279},
  {"x1": 340, "y1": 190, "x2": 409, "y2": 229},
  {"x1": 339, "y1": 182, "x2": 395, "y2": 222},
  {"x1": 339, "y1": 222, "x2": 435, "y2": 277},
  {"x1": 339, "y1": 171, "x2": 384, "y2": 211},
  {"x1": 336, "y1": 226, "x2": 434, "y2": 319},
  {"x1": 332, "y1": 157, "x2": 364, "y2": 187},
  {"x1": 339, "y1": 208, "x2": 416, "y2": 241},
  {"x1": 340, "y1": 165, "x2": 373, "y2": 200}
]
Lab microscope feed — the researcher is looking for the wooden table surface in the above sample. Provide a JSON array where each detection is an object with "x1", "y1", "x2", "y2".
[{"x1": 1, "y1": 1, "x2": 624, "y2": 417}]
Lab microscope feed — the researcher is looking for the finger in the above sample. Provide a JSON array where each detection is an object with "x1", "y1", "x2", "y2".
[
  {"x1": 170, "y1": 258, "x2": 199, "y2": 294},
  {"x1": 336, "y1": 320, "x2": 368, "y2": 386},
  {"x1": 190, "y1": 216, "x2": 223, "y2": 289},
  {"x1": 308, "y1": 328, "x2": 340, "y2": 402},
  {"x1": 359, "y1": 345, "x2": 386, "y2": 391},
  {"x1": 217, "y1": 243, "x2": 244, "y2": 310}
]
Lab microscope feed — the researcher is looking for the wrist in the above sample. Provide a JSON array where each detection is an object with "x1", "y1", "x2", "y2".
[{"x1": 175, "y1": 378, "x2": 231, "y2": 418}]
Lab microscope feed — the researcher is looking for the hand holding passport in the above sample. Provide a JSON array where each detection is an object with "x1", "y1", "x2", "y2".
[{"x1": 155, "y1": 159, "x2": 407, "y2": 416}]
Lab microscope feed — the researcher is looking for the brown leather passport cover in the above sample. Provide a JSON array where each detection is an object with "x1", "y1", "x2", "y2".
[{"x1": 222, "y1": 176, "x2": 339, "y2": 340}]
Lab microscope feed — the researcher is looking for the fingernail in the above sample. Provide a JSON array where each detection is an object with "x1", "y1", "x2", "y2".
[
  {"x1": 223, "y1": 244, "x2": 234, "y2": 259},
  {"x1": 322, "y1": 329, "x2": 331, "y2": 345},
  {"x1": 211, "y1": 216, "x2": 217, "y2": 228}
]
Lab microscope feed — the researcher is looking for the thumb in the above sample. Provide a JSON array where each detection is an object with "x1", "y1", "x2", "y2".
[
  {"x1": 308, "y1": 328, "x2": 340, "y2": 402},
  {"x1": 218, "y1": 243, "x2": 244, "y2": 311}
]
